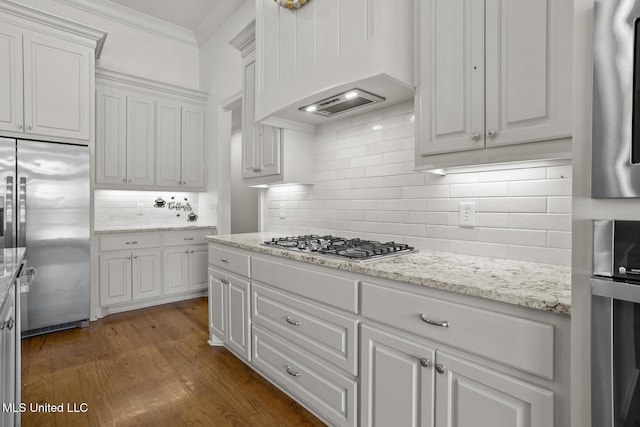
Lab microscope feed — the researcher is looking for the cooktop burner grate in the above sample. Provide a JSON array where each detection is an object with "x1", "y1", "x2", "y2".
[{"x1": 262, "y1": 235, "x2": 416, "y2": 262}]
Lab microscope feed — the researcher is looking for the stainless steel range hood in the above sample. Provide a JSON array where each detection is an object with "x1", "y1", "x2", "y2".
[{"x1": 299, "y1": 89, "x2": 385, "y2": 117}]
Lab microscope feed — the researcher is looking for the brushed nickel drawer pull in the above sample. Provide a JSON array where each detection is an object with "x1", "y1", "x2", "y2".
[
  {"x1": 419, "y1": 314, "x2": 449, "y2": 328},
  {"x1": 221, "y1": 258, "x2": 230, "y2": 263},
  {"x1": 285, "y1": 316, "x2": 300, "y2": 326},
  {"x1": 285, "y1": 365, "x2": 300, "y2": 377},
  {"x1": 184, "y1": 237, "x2": 194, "y2": 241}
]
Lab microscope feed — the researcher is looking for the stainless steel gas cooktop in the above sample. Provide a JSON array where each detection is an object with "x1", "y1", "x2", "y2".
[{"x1": 262, "y1": 235, "x2": 416, "y2": 262}]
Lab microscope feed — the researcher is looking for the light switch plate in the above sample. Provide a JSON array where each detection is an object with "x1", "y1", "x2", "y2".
[
  {"x1": 459, "y1": 202, "x2": 475, "y2": 227},
  {"x1": 136, "y1": 203, "x2": 144, "y2": 215}
]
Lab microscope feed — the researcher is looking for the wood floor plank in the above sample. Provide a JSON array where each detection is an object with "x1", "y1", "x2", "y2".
[{"x1": 21, "y1": 297, "x2": 326, "y2": 427}]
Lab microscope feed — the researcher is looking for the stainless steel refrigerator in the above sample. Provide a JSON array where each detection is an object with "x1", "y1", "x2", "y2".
[{"x1": 0, "y1": 137, "x2": 89, "y2": 336}]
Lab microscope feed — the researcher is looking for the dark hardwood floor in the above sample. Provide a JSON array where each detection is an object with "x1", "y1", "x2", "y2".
[{"x1": 21, "y1": 298, "x2": 326, "y2": 427}]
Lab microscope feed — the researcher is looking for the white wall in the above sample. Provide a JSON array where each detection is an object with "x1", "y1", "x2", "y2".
[
  {"x1": 267, "y1": 101, "x2": 573, "y2": 266},
  {"x1": 198, "y1": 0, "x2": 256, "y2": 234},
  {"x1": 17, "y1": 0, "x2": 200, "y2": 88}
]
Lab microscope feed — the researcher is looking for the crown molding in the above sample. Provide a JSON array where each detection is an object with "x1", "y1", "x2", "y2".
[
  {"x1": 195, "y1": 0, "x2": 247, "y2": 47},
  {"x1": 53, "y1": 0, "x2": 198, "y2": 47},
  {"x1": 228, "y1": 20, "x2": 255, "y2": 58},
  {"x1": 0, "y1": 0, "x2": 107, "y2": 57},
  {"x1": 96, "y1": 67, "x2": 209, "y2": 103}
]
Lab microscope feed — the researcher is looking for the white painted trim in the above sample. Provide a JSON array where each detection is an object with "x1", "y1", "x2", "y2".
[
  {"x1": 53, "y1": 0, "x2": 198, "y2": 47},
  {"x1": 0, "y1": 0, "x2": 107, "y2": 56},
  {"x1": 197, "y1": 0, "x2": 248, "y2": 47},
  {"x1": 229, "y1": 20, "x2": 255, "y2": 58},
  {"x1": 96, "y1": 67, "x2": 208, "y2": 102},
  {"x1": 217, "y1": 91, "x2": 243, "y2": 235}
]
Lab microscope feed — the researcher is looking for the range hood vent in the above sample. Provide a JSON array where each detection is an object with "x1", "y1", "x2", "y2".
[{"x1": 299, "y1": 89, "x2": 385, "y2": 117}]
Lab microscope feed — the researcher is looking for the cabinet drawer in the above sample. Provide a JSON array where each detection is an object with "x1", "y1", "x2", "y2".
[
  {"x1": 252, "y1": 257, "x2": 358, "y2": 313},
  {"x1": 162, "y1": 229, "x2": 215, "y2": 246},
  {"x1": 208, "y1": 245, "x2": 250, "y2": 277},
  {"x1": 361, "y1": 281, "x2": 554, "y2": 379},
  {"x1": 252, "y1": 325, "x2": 357, "y2": 427},
  {"x1": 99, "y1": 233, "x2": 160, "y2": 251},
  {"x1": 252, "y1": 282, "x2": 358, "y2": 375}
]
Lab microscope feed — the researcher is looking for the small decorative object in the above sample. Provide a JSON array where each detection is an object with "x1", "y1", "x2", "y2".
[
  {"x1": 154, "y1": 197, "x2": 166, "y2": 208},
  {"x1": 274, "y1": 0, "x2": 309, "y2": 9},
  {"x1": 187, "y1": 212, "x2": 198, "y2": 222}
]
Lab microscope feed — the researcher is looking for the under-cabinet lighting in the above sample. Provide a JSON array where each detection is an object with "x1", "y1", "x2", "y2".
[
  {"x1": 305, "y1": 105, "x2": 317, "y2": 112},
  {"x1": 372, "y1": 125, "x2": 383, "y2": 131},
  {"x1": 424, "y1": 158, "x2": 570, "y2": 175}
]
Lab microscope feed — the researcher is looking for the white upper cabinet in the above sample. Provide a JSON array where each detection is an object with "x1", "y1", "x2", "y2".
[
  {"x1": 96, "y1": 68, "x2": 207, "y2": 190},
  {"x1": 254, "y1": 0, "x2": 414, "y2": 124},
  {"x1": 415, "y1": 0, "x2": 572, "y2": 170},
  {"x1": 0, "y1": 3, "x2": 105, "y2": 143}
]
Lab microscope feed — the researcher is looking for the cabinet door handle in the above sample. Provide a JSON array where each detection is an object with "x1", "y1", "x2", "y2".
[
  {"x1": 435, "y1": 364, "x2": 446, "y2": 374},
  {"x1": 127, "y1": 255, "x2": 131, "y2": 259},
  {"x1": 419, "y1": 358, "x2": 432, "y2": 368},
  {"x1": 133, "y1": 255, "x2": 137, "y2": 259},
  {"x1": 26, "y1": 125, "x2": 32, "y2": 131},
  {"x1": 184, "y1": 237, "x2": 194, "y2": 241},
  {"x1": 221, "y1": 258, "x2": 230, "y2": 263},
  {"x1": 471, "y1": 132, "x2": 482, "y2": 141},
  {"x1": 122, "y1": 178, "x2": 127, "y2": 183},
  {"x1": 486, "y1": 129, "x2": 497, "y2": 138},
  {"x1": 419, "y1": 314, "x2": 449, "y2": 328},
  {"x1": 189, "y1": 250, "x2": 194, "y2": 253},
  {"x1": 285, "y1": 316, "x2": 300, "y2": 326},
  {"x1": 16, "y1": 124, "x2": 22, "y2": 130},
  {"x1": 285, "y1": 365, "x2": 300, "y2": 377}
]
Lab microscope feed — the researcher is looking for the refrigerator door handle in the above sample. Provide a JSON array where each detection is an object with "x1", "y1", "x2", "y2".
[
  {"x1": 4, "y1": 176, "x2": 14, "y2": 247},
  {"x1": 17, "y1": 177, "x2": 26, "y2": 248}
]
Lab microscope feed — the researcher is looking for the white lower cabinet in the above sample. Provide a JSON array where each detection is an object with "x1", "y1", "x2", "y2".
[
  {"x1": 98, "y1": 229, "x2": 214, "y2": 315},
  {"x1": 360, "y1": 324, "x2": 435, "y2": 427},
  {"x1": 208, "y1": 266, "x2": 251, "y2": 361},
  {"x1": 99, "y1": 249, "x2": 161, "y2": 306},
  {"x1": 0, "y1": 283, "x2": 18, "y2": 427},
  {"x1": 253, "y1": 325, "x2": 357, "y2": 427},
  {"x1": 434, "y1": 351, "x2": 553, "y2": 427},
  {"x1": 207, "y1": 243, "x2": 569, "y2": 427},
  {"x1": 163, "y1": 245, "x2": 208, "y2": 295}
]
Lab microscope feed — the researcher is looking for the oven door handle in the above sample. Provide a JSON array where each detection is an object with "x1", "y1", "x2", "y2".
[{"x1": 592, "y1": 277, "x2": 640, "y2": 303}]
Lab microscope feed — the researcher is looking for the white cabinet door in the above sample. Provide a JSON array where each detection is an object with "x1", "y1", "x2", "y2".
[
  {"x1": 0, "y1": 24, "x2": 23, "y2": 134},
  {"x1": 484, "y1": 0, "x2": 572, "y2": 148},
  {"x1": 96, "y1": 87, "x2": 127, "y2": 185},
  {"x1": 127, "y1": 94, "x2": 155, "y2": 186},
  {"x1": 434, "y1": 351, "x2": 554, "y2": 427},
  {"x1": 181, "y1": 105, "x2": 205, "y2": 189},
  {"x1": 417, "y1": 0, "x2": 484, "y2": 156},
  {"x1": 131, "y1": 249, "x2": 161, "y2": 301},
  {"x1": 22, "y1": 31, "x2": 92, "y2": 140},
  {"x1": 257, "y1": 125, "x2": 281, "y2": 177},
  {"x1": 163, "y1": 246, "x2": 190, "y2": 295},
  {"x1": 361, "y1": 324, "x2": 435, "y2": 427},
  {"x1": 208, "y1": 267, "x2": 226, "y2": 340},
  {"x1": 226, "y1": 274, "x2": 251, "y2": 361},
  {"x1": 156, "y1": 100, "x2": 182, "y2": 188},
  {"x1": 189, "y1": 246, "x2": 208, "y2": 291},
  {"x1": 241, "y1": 52, "x2": 258, "y2": 179},
  {"x1": 99, "y1": 252, "x2": 132, "y2": 306}
]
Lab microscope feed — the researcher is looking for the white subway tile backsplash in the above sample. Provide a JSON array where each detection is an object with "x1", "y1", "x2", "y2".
[{"x1": 266, "y1": 104, "x2": 573, "y2": 266}]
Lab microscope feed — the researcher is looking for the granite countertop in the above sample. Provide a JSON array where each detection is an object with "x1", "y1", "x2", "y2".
[
  {"x1": 205, "y1": 232, "x2": 571, "y2": 315},
  {"x1": 0, "y1": 248, "x2": 26, "y2": 311},
  {"x1": 95, "y1": 225, "x2": 217, "y2": 234}
]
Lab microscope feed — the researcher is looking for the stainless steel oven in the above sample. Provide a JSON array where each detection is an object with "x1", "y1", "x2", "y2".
[
  {"x1": 592, "y1": 0, "x2": 640, "y2": 197},
  {"x1": 592, "y1": 220, "x2": 640, "y2": 426}
]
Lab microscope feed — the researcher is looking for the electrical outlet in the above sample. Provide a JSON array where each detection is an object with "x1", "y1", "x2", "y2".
[
  {"x1": 136, "y1": 203, "x2": 144, "y2": 215},
  {"x1": 459, "y1": 202, "x2": 475, "y2": 227},
  {"x1": 279, "y1": 203, "x2": 285, "y2": 219}
]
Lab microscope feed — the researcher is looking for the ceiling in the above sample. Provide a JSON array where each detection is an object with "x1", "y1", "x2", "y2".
[{"x1": 107, "y1": 0, "x2": 228, "y2": 31}]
